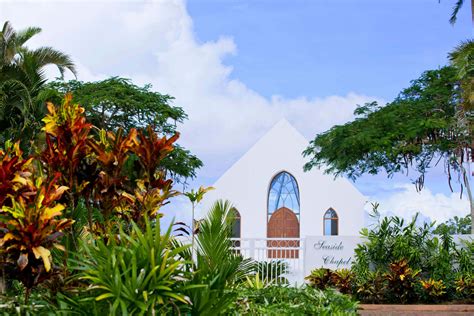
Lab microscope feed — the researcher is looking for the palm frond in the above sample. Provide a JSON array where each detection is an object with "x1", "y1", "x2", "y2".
[
  {"x1": 15, "y1": 26, "x2": 42, "y2": 46},
  {"x1": 450, "y1": 0, "x2": 464, "y2": 25},
  {"x1": 449, "y1": 39, "x2": 474, "y2": 78},
  {"x1": 29, "y1": 47, "x2": 77, "y2": 78}
]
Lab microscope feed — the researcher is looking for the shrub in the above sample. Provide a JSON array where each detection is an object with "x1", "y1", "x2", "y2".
[
  {"x1": 384, "y1": 259, "x2": 420, "y2": 303},
  {"x1": 455, "y1": 274, "x2": 474, "y2": 301},
  {"x1": 420, "y1": 278, "x2": 446, "y2": 302},
  {"x1": 232, "y1": 285, "x2": 358, "y2": 315},
  {"x1": 355, "y1": 271, "x2": 385, "y2": 303},
  {"x1": 331, "y1": 269, "x2": 354, "y2": 294},
  {"x1": 0, "y1": 171, "x2": 73, "y2": 303},
  {"x1": 305, "y1": 268, "x2": 332, "y2": 290},
  {"x1": 72, "y1": 218, "x2": 192, "y2": 314},
  {"x1": 176, "y1": 200, "x2": 254, "y2": 315}
]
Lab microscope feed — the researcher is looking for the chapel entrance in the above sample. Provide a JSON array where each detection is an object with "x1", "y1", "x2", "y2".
[{"x1": 267, "y1": 207, "x2": 300, "y2": 258}]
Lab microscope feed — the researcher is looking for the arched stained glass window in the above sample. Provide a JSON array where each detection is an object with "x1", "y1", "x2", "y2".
[
  {"x1": 268, "y1": 171, "x2": 300, "y2": 219},
  {"x1": 324, "y1": 208, "x2": 338, "y2": 236}
]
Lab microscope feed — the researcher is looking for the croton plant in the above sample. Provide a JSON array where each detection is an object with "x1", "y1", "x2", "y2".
[{"x1": 1, "y1": 94, "x2": 181, "y2": 300}]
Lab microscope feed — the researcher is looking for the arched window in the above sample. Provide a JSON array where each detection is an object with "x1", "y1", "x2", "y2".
[
  {"x1": 324, "y1": 208, "x2": 338, "y2": 236},
  {"x1": 230, "y1": 208, "x2": 241, "y2": 239},
  {"x1": 267, "y1": 171, "x2": 300, "y2": 220},
  {"x1": 267, "y1": 171, "x2": 300, "y2": 258}
]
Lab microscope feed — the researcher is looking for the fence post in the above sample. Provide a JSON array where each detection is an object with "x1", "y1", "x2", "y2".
[
  {"x1": 249, "y1": 239, "x2": 255, "y2": 259},
  {"x1": 301, "y1": 237, "x2": 306, "y2": 284}
]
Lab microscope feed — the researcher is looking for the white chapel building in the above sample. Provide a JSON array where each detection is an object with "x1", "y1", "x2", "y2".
[{"x1": 202, "y1": 119, "x2": 366, "y2": 241}]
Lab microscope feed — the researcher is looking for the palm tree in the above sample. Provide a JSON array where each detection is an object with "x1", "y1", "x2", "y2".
[
  {"x1": 0, "y1": 21, "x2": 76, "y2": 145},
  {"x1": 449, "y1": 0, "x2": 474, "y2": 25}
]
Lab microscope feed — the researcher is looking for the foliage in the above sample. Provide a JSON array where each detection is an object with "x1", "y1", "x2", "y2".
[
  {"x1": 455, "y1": 274, "x2": 474, "y2": 299},
  {"x1": 303, "y1": 62, "x2": 474, "y2": 232},
  {"x1": 232, "y1": 286, "x2": 358, "y2": 316},
  {"x1": 446, "y1": 0, "x2": 473, "y2": 25},
  {"x1": 351, "y1": 208, "x2": 474, "y2": 303},
  {"x1": 40, "y1": 96, "x2": 180, "y2": 236},
  {"x1": 0, "y1": 141, "x2": 33, "y2": 206},
  {"x1": 304, "y1": 67, "x2": 464, "y2": 185},
  {"x1": 305, "y1": 268, "x2": 332, "y2": 290},
  {"x1": 383, "y1": 259, "x2": 420, "y2": 303},
  {"x1": 177, "y1": 200, "x2": 254, "y2": 315},
  {"x1": 353, "y1": 205, "x2": 435, "y2": 276},
  {"x1": 0, "y1": 21, "x2": 76, "y2": 145},
  {"x1": 42, "y1": 78, "x2": 203, "y2": 181},
  {"x1": 355, "y1": 271, "x2": 385, "y2": 304},
  {"x1": 433, "y1": 214, "x2": 472, "y2": 234},
  {"x1": 0, "y1": 172, "x2": 73, "y2": 301},
  {"x1": 331, "y1": 269, "x2": 354, "y2": 294},
  {"x1": 73, "y1": 219, "x2": 192, "y2": 315},
  {"x1": 420, "y1": 278, "x2": 447, "y2": 302}
]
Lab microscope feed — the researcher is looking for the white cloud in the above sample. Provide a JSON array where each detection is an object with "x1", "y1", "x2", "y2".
[
  {"x1": 364, "y1": 183, "x2": 470, "y2": 225},
  {"x1": 0, "y1": 1, "x2": 380, "y2": 173}
]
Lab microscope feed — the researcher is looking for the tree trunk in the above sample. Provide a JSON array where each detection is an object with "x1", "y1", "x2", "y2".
[
  {"x1": 191, "y1": 203, "x2": 195, "y2": 260},
  {"x1": 471, "y1": 0, "x2": 474, "y2": 26},
  {"x1": 0, "y1": 264, "x2": 5, "y2": 295},
  {"x1": 461, "y1": 162, "x2": 474, "y2": 234}
]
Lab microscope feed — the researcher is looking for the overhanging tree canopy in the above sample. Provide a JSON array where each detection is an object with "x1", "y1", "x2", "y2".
[
  {"x1": 303, "y1": 66, "x2": 473, "y2": 232},
  {"x1": 304, "y1": 66, "x2": 467, "y2": 188}
]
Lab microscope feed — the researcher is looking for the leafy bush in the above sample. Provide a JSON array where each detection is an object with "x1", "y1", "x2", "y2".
[
  {"x1": 232, "y1": 285, "x2": 358, "y2": 315},
  {"x1": 351, "y1": 207, "x2": 474, "y2": 303},
  {"x1": 383, "y1": 259, "x2": 420, "y2": 303},
  {"x1": 176, "y1": 200, "x2": 254, "y2": 315},
  {"x1": 455, "y1": 274, "x2": 474, "y2": 300},
  {"x1": 305, "y1": 268, "x2": 332, "y2": 290},
  {"x1": 71, "y1": 218, "x2": 191, "y2": 315},
  {"x1": 420, "y1": 278, "x2": 446, "y2": 302},
  {"x1": 331, "y1": 269, "x2": 354, "y2": 294},
  {"x1": 355, "y1": 271, "x2": 385, "y2": 304}
]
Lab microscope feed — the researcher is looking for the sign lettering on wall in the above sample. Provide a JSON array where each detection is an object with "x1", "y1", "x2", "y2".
[{"x1": 304, "y1": 236, "x2": 362, "y2": 275}]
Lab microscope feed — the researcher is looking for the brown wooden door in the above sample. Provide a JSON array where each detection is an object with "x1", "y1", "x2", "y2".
[{"x1": 267, "y1": 207, "x2": 300, "y2": 258}]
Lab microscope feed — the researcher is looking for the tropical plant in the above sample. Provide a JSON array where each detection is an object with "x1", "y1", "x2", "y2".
[
  {"x1": 178, "y1": 200, "x2": 253, "y2": 315},
  {"x1": 0, "y1": 174, "x2": 73, "y2": 303},
  {"x1": 184, "y1": 185, "x2": 214, "y2": 257},
  {"x1": 42, "y1": 77, "x2": 203, "y2": 181},
  {"x1": 305, "y1": 267, "x2": 333, "y2": 290},
  {"x1": 0, "y1": 21, "x2": 76, "y2": 146},
  {"x1": 446, "y1": 0, "x2": 474, "y2": 25},
  {"x1": 383, "y1": 259, "x2": 420, "y2": 303},
  {"x1": 455, "y1": 273, "x2": 474, "y2": 300},
  {"x1": 331, "y1": 268, "x2": 354, "y2": 294},
  {"x1": 420, "y1": 278, "x2": 447, "y2": 302},
  {"x1": 355, "y1": 271, "x2": 385, "y2": 304},
  {"x1": 74, "y1": 218, "x2": 192, "y2": 315},
  {"x1": 40, "y1": 95, "x2": 180, "y2": 237},
  {"x1": 353, "y1": 205, "x2": 435, "y2": 276},
  {"x1": 232, "y1": 285, "x2": 358, "y2": 315}
]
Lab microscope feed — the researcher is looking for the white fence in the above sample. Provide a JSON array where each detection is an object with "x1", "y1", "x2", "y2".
[{"x1": 231, "y1": 238, "x2": 305, "y2": 284}]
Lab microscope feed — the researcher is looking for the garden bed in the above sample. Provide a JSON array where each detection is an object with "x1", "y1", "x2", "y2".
[{"x1": 359, "y1": 304, "x2": 474, "y2": 315}]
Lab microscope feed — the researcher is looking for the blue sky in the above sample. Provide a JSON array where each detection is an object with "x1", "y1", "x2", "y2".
[
  {"x1": 188, "y1": 0, "x2": 472, "y2": 101},
  {"x1": 1, "y1": 0, "x2": 472, "y2": 225}
]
